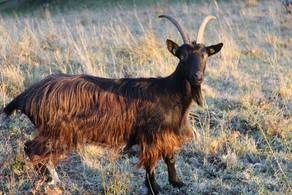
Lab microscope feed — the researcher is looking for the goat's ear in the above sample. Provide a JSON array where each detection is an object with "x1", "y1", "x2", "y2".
[
  {"x1": 206, "y1": 43, "x2": 223, "y2": 56},
  {"x1": 166, "y1": 39, "x2": 179, "y2": 56}
]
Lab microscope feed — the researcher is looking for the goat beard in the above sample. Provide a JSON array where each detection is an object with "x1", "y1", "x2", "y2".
[{"x1": 192, "y1": 85, "x2": 203, "y2": 106}]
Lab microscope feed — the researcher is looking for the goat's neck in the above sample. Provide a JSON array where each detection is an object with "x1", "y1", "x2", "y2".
[{"x1": 167, "y1": 64, "x2": 194, "y2": 111}]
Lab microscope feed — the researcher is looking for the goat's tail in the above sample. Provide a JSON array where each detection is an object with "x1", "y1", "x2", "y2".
[{"x1": 2, "y1": 95, "x2": 22, "y2": 116}]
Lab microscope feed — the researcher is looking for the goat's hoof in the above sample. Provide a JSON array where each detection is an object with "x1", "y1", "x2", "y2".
[
  {"x1": 145, "y1": 181, "x2": 161, "y2": 195},
  {"x1": 147, "y1": 188, "x2": 159, "y2": 195},
  {"x1": 170, "y1": 180, "x2": 185, "y2": 188}
]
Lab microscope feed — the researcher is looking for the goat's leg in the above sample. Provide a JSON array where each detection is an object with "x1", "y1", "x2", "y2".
[
  {"x1": 164, "y1": 153, "x2": 185, "y2": 188},
  {"x1": 24, "y1": 137, "x2": 62, "y2": 190},
  {"x1": 31, "y1": 158, "x2": 61, "y2": 186},
  {"x1": 30, "y1": 160, "x2": 61, "y2": 194},
  {"x1": 25, "y1": 138, "x2": 51, "y2": 190},
  {"x1": 145, "y1": 165, "x2": 160, "y2": 195},
  {"x1": 46, "y1": 161, "x2": 60, "y2": 185}
]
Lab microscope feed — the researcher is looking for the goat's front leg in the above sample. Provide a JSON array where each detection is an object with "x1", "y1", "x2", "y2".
[
  {"x1": 164, "y1": 153, "x2": 185, "y2": 188},
  {"x1": 145, "y1": 165, "x2": 160, "y2": 195}
]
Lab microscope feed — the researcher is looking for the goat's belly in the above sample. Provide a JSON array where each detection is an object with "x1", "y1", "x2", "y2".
[
  {"x1": 68, "y1": 115, "x2": 133, "y2": 147},
  {"x1": 32, "y1": 111, "x2": 134, "y2": 151},
  {"x1": 78, "y1": 126, "x2": 132, "y2": 148}
]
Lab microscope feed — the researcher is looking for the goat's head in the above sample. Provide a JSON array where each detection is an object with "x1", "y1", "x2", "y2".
[{"x1": 160, "y1": 15, "x2": 223, "y2": 105}]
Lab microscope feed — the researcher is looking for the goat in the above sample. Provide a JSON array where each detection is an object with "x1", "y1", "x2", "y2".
[{"x1": 1, "y1": 15, "x2": 223, "y2": 194}]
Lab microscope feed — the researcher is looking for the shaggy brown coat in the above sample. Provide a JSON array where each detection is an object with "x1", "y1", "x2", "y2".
[{"x1": 3, "y1": 72, "x2": 195, "y2": 171}]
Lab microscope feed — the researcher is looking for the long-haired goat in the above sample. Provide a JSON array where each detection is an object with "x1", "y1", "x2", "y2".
[{"x1": 2, "y1": 15, "x2": 223, "y2": 194}]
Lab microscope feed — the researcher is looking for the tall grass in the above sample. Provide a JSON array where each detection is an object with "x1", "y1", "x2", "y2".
[{"x1": 0, "y1": 0, "x2": 291, "y2": 194}]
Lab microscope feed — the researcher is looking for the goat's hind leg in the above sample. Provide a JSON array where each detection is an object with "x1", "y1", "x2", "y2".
[
  {"x1": 46, "y1": 159, "x2": 61, "y2": 185},
  {"x1": 24, "y1": 137, "x2": 62, "y2": 190}
]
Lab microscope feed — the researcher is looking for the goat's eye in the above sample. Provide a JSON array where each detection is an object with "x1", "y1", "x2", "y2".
[{"x1": 179, "y1": 53, "x2": 187, "y2": 60}]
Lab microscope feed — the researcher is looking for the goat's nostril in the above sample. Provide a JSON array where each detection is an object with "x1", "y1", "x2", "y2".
[
  {"x1": 192, "y1": 74, "x2": 203, "y2": 85},
  {"x1": 193, "y1": 72, "x2": 203, "y2": 82}
]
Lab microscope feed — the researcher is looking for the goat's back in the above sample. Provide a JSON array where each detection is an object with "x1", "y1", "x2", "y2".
[
  {"x1": 12, "y1": 74, "x2": 146, "y2": 147},
  {"x1": 6, "y1": 74, "x2": 180, "y2": 149}
]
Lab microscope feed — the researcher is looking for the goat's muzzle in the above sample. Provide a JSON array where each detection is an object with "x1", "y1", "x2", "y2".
[{"x1": 190, "y1": 72, "x2": 204, "y2": 86}]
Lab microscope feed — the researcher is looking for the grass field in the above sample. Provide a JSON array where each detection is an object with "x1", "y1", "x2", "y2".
[{"x1": 0, "y1": 0, "x2": 291, "y2": 194}]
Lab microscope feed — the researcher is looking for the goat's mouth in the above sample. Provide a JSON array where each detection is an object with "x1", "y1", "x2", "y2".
[
  {"x1": 190, "y1": 79, "x2": 203, "y2": 87},
  {"x1": 195, "y1": 80, "x2": 203, "y2": 86},
  {"x1": 188, "y1": 74, "x2": 204, "y2": 87}
]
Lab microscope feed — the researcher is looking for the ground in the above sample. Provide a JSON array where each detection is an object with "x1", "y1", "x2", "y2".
[{"x1": 0, "y1": 0, "x2": 291, "y2": 194}]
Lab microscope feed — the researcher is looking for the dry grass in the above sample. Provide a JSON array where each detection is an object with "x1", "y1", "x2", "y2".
[{"x1": 0, "y1": 0, "x2": 292, "y2": 194}]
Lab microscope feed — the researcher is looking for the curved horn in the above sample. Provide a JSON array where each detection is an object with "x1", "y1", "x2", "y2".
[
  {"x1": 159, "y1": 14, "x2": 190, "y2": 44},
  {"x1": 196, "y1": 15, "x2": 217, "y2": 44}
]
